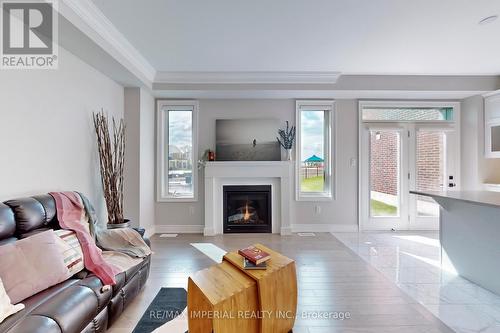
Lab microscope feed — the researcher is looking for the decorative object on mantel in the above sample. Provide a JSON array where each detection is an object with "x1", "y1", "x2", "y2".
[
  {"x1": 198, "y1": 149, "x2": 214, "y2": 169},
  {"x1": 92, "y1": 111, "x2": 129, "y2": 228},
  {"x1": 208, "y1": 150, "x2": 215, "y2": 161},
  {"x1": 277, "y1": 121, "x2": 296, "y2": 161}
]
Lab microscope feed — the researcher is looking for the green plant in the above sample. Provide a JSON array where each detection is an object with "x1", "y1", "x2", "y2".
[{"x1": 197, "y1": 149, "x2": 211, "y2": 169}]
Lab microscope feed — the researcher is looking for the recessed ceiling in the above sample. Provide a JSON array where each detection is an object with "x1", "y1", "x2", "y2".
[{"x1": 91, "y1": 0, "x2": 500, "y2": 75}]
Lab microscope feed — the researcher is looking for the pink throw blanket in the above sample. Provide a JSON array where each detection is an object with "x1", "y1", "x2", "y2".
[{"x1": 50, "y1": 191, "x2": 120, "y2": 285}]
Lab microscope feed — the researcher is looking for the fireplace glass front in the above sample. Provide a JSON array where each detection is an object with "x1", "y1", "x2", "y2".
[{"x1": 223, "y1": 185, "x2": 272, "y2": 233}]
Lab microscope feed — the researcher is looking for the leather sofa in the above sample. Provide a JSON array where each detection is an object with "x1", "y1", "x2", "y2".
[{"x1": 0, "y1": 193, "x2": 151, "y2": 333}]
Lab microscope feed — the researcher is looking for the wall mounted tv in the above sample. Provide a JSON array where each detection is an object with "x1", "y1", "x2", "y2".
[{"x1": 216, "y1": 118, "x2": 280, "y2": 161}]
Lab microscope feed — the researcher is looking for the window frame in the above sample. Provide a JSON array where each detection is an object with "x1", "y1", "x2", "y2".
[
  {"x1": 295, "y1": 100, "x2": 335, "y2": 201},
  {"x1": 156, "y1": 100, "x2": 199, "y2": 202},
  {"x1": 360, "y1": 101, "x2": 457, "y2": 123}
]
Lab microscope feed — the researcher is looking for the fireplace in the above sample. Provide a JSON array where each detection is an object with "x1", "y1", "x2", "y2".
[{"x1": 223, "y1": 185, "x2": 272, "y2": 233}]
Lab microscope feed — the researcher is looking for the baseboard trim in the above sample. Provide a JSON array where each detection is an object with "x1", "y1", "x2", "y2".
[
  {"x1": 154, "y1": 224, "x2": 204, "y2": 234},
  {"x1": 291, "y1": 224, "x2": 359, "y2": 233},
  {"x1": 280, "y1": 226, "x2": 293, "y2": 235},
  {"x1": 203, "y1": 227, "x2": 216, "y2": 236},
  {"x1": 151, "y1": 224, "x2": 358, "y2": 235}
]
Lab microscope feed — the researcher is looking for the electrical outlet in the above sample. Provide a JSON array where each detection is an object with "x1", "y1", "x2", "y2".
[
  {"x1": 189, "y1": 206, "x2": 195, "y2": 215},
  {"x1": 314, "y1": 205, "x2": 321, "y2": 215},
  {"x1": 350, "y1": 157, "x2": 357, "y2": 167}
]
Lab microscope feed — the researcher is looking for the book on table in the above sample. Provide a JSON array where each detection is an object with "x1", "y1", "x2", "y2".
[
  {"x1": 243, "y1": 258, "x2": 267, "y2": 270},
  {"x1": 238, "y1": 245, "x2": 271, "y2": 265}
]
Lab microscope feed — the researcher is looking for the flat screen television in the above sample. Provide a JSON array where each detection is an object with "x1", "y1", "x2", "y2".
[{"x1": 216, "y1": 118, "x2": 280, "y2": 161}]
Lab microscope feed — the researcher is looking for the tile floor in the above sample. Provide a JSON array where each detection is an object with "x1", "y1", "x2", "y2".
[
  {"x1": 334, "y1": 231, "x2": 500, "y2": 333},
  {"x1": 109, "y1": 233, "x2": 454, "y2": 333}
]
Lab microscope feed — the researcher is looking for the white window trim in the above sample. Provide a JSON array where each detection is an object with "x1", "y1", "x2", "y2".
[
  {"x1": 157, "y1": 100, "x2": 199, "y2": 202},
  {"x1": 295, "y1": 100, "x2": 336, "y2": 202}
]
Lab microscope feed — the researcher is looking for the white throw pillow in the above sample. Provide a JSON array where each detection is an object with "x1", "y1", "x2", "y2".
[{"x1": 0, "y1": 278, "x2": 24, "y2": 323}]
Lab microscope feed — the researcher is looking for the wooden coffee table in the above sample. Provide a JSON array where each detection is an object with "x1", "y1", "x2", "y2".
[{"x1": 188, "y1": 243, "x2": 297, "y2": 333}]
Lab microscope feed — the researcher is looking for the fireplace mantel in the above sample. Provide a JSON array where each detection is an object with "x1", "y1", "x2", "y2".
[{"x1": 204, "y1": 161, "x2": 294, "y2": 236}]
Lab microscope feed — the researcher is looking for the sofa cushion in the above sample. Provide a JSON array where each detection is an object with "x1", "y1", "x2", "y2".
[
  {"x1": 3, "y1": 198, "x2": 48, "y2": 236},
  {"x1": 0, "y1": 279, "x2": 79, "y2": 332},
  {"x1": 31, "y1": 195, "x2": 57, "y2": 225},
  {"x1": 0, "y1": 203, "x2": 15, "y2": 240},
  {"x1": 31, "y1": 285, "x2": 98, "y2": 333},
  {"x1": 8, "y1": 315, "x2": 61, "y2": 333},
  {"x1": 110, "y1": 257, "x2": 145, "y2": 297},
  {"x1": 0, "y1": 279, "x2": 24, "y2": 324},
  {"x1": 0, "y1": 230, "x2": 70, "y2": 303}
]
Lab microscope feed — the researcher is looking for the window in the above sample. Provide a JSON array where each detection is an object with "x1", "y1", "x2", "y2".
[
  {"x1": 157, "y1": 100, "x2": 198, "y2": 201},
  {"x1": 362, "y1": 107, "x2": 454, "y2": 122},
  {"x1": 296, "y1": 100, "x2": 334, "y2": 200}
]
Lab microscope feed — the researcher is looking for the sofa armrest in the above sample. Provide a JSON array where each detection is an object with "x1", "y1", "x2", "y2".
[
  {"x1": 132, "y1": 227, "x2": 151, "y2": 248},
  {"x1": 95, "y1": 227, "x2": 151, "y2": 249}
]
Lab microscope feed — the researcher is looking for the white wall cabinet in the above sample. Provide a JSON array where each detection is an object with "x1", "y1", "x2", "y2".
[{"x1": 485, "y1": 93, "x2": 500, "y2": 158}]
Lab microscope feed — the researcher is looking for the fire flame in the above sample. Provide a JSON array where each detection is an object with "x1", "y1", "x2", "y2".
[{"x1": 243, "y1": 202, "x2": 251, "y2": 220}]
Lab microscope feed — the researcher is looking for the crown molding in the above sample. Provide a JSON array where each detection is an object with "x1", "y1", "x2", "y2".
[
  {"x1": 60, "y1": 0, "x2": 156, "y2": 85},
  {"x1": 152, "y1": 89, "x2": 487, "y2": 100},
  {"x1": 154, "y1": 71, "x2": 341, "y2": 84}
]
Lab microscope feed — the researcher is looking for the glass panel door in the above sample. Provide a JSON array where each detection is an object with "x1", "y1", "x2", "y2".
[
  {"x1": 361, "y1": 126, "x2": 408, "y2": 230},
  {"x1": 370, "y1": 130, "x2": 401, "y2": 218},
  {"x1": 360, "y1": 102, "x2": 459, "y2": 231},
  {"x1": 415, "y1": 130, "x2": 445, "y2": 217},
  {"x1": 410, "y1": 127, "x2": 457, "y2": 229}
]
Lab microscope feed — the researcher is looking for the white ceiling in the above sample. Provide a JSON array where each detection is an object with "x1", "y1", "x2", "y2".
[{"x1": 91, "y1": 0, "x2": 500, "y2": 75}]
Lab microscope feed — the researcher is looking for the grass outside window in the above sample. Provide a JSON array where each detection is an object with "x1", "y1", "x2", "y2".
[
  {"x1": 370, "y1": 199, "x2": 397, "y2": 216},
  {"x1": 301, "y1": 175, "x2": 325, "y2": 192}
]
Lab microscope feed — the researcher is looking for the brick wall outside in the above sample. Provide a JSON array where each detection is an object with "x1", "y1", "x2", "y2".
[
  {"x1": 370, "y1": 131, "x2": 399, "y2": 196},
  {"x1": 416, "y1": 131, "x2": 444, "y2": 192},
  {"x1": 370, "y1": 131, "x2": 443, "y2": 197}
]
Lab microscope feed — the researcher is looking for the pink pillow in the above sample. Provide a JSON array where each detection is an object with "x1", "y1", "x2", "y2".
[{"x1": 0, "y1": 231, "x2": 71, "y2": 303}]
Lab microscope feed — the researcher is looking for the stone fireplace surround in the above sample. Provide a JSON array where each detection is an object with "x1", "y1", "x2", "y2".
[{"x1": 204, "y1": 161, "x2": 293, "y2": 236}]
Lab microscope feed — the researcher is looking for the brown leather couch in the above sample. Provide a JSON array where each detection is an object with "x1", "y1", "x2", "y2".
[{"x1": 0, "y1": 193, "x2": 151, "y2": 333}]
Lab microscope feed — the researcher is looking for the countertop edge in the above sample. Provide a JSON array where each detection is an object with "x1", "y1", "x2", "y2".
[{"x1": 410, "y1": 190, "x2": 500, "y2": 209}]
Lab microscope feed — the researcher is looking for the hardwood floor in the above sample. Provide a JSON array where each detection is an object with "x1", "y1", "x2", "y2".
[{"x1": 108, "y1": 233, "x2": 453, "y2": 333}]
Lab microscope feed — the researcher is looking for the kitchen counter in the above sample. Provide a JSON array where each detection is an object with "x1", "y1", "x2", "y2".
[
  {"x1": 484, "y1": 183, "x2": 500, "y2": 192},
  {"x1": 410, "y1": 190, "x2": 500, "y2": 296},
  {"x1": 410, "y1": 190, "x2": 500, "y2": 208}
]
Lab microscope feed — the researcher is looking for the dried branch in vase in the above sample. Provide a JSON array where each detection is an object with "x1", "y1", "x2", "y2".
[
  {"x1": 277, "y1": 120, "x2": 296, "y2": 149},
  {"x1": 92, "y1": 110, "x2": 126, "y2": 225}
]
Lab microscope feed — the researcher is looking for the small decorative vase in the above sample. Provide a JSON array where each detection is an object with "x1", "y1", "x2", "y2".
[
  {"x1": 285, "y1": 149, "x2": 292, "y2": 161},
  {"x1": 107, "y1": 219, "x2": 131, "y2": 229}
]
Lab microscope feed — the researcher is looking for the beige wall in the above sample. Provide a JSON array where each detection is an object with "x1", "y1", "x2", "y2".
[
  {"x1": 0, "y1": 47, "x2": 124, "y2": 223},
  {"x1": 155, "y1": 99, "x2": 359, "y2": 230}
]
